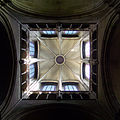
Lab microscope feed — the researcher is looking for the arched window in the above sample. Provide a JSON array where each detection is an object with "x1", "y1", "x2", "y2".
[
  {"x1": 29, "y1": 64, "x2": 35, "y2": 79},
  {"x1": 41, "y1": 83, "x2": 57, "y2": 91},
  {"x1": 43, "y1": 31, "x2": 55, "y2": 34},
  {"x1": 62, "y1": 30, "x2": 79, "y2": 37},
  {"x1": 82, "y1": 41, "x2": 90, "y2": 58},
  {"x1": 85, "y1": 64, "x2": 90, "y2": 79},
  {"x1": 85, "y1": 41, "x2": 90, "y2": 58},
  {"x1": 64, "y1": 85, "x2": 78, "y2": 91},
  {"x1": 42, "y1": 85, "x2": 56, "y2": 91},
  {"x1": 82, "y1": 63, "x2": 90, "y2": 80},
  {"x1": 63, "y1": 31, "x2": 78, "y2": 35},
  {"x1": 29, "y1": 42, "x2": 35, "y2": 57},
  {"x1": 63, "y1": 83, "x2": 79, "y2": 91}
]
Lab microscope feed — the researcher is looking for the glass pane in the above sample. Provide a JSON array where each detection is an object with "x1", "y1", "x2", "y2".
[
  {"x1": 30, "y1": 51, "x2": 34, "y2": 56},
  {"x1": 64, "y1": 85, "x2": 78, "y2": 91},
  {"x1": 29, "y1": 64, "x2": 35, "y2": 78},
  {"x1": 85, "y1": 64, "x2": 90, "y2": 79},
  {"x1": 43, "y1": 31, "x2": 47, "y2": 34},
  {"x1": 46, "y1": 85, "x2": 51, "y2": 91},
  {"x1": 29, "y1": 72, "x2": 34, "y2": 78},
  {"x1": 64, "y1": 31, "x2": 77, "y2": 35},
  {"x1": 30, "y1": 42, "x2": 34, "y2": 47},
  {"x1": 73, "y1": 85, "x2": 78, "y2": 91},
  {"x1": 30, "y1": 47, "x2": 35, "y2": 51},
  {"x1": 65, "y1": 86, "x2": 69, "y2": 91},
  {"x1": 42, "y1": 85, "x2": 56, "y2": 91},
  {"x1": 43, "y1": 31, "x2": 55, "y2": 34},
  {"x1": 51, "y1": 85, "x2": 55, "y2": 91},
  {"x1": 73, "y1": 31, "x2": 77, "y2": 34},
  {"x1": 68, "y1": 85, "x2": 73, "y2": 91},
  {"x1": 47, "y1": 31, "x2": 51, "y2": 34},
  {"x1": 29, "y1": 42, "x2": 35, "y2": 56},
  {"x1": 85, "y1": 42, "x2": 90, "y2": 57},
  {"x1": 65, "y1": 31, "x2": 68, "y2": 34},
  {"x1": 51, "y1": 31, "x2": 55, "y2": 34},
  {"x1": 42, "y1": 85, "x2": 47, "y2": 91},
  {"x1": 69, "y1": 31, "x2": 72, "y2": 34}
]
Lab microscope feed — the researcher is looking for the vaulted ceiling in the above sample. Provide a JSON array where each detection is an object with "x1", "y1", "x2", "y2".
[
  {"x1": 11, "y1": 0, "x2": 104, "y2": 17},
  {"x1": 1, "y1": 0, "x2": 120, "y2": 120}
]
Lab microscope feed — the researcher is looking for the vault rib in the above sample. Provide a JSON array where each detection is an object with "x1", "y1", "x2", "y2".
[
  {"x1": 58, "y1": 65, "x2": 62, "y2": 91},
  {"x1": 34, "y1": 33, "x2": 57, "y2": 56},
  {"x1": 27, "y1": 63, "x2": 57, "y2": 93},
  {"x1": 58, "y1": 30, "x2": 62, "y2": 55},
  {"x1": 64, "y1": 63, "x2": 89, "y2": 91},
  {"x1": 63, "y1": 40, "x2": 80, "y2": 57}
]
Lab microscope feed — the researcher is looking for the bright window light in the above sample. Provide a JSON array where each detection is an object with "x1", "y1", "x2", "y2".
[
  {"x1": 69, "y1": 31, "x2": 72, "y2": 34},
  {"x1": 85, "y1": 42, "x2": 90, "y2": 58},
  {"x1": 51, "y1": 31, "x2": 55, "y2": 34},
  {"x1": 43, "y1": 31, "x2": 47, "y2": 34},
  {"x1": 43, "y1": 31, "x2": 55, "y2": 34},
  {"x1": 47, "y1": 31, "x2": 51, "y2": 34},
  {"x1": 65, "y1": 31, "x2": 69, "y2": 34},
  {"x1": 29, "y1": 42, "x2": 35, "y2": 56},
  {"x1": 85, "y1": 64, "x2": 90, "y2": 79},
  {"x1": 29, "y1": 64, "x2": 35, "y2": 79},
  {"x1": 42, "y1": 85, "x2": 56, "y2": 91},
  {"x1": 73, "y1": 85, "x2": 78, "y2": 91},
  {"x1": 64, "y1": 85, "x2": 78, "y2": 91},
  {"x1": 73, "y1": 31, "x2": 77, "y2": 34},
  {"x1": 64, "y1": 31, "x2": 77, "y2": 35}
]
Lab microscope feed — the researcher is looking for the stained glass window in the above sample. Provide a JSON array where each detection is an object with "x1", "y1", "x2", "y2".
[
  {"x1": 63, "y1": 31, "x2": 77, "y2": 35},
  {"x1": 43, "y1": 31, "x2": 55, "y2": 34},
  {"x1": 29, "y1": 64, "x2": 35, "y2": 79},
  {"x1": 85, "y1": 64, "x2": 90, "y2": 79},
  {"x1": 64, "y1": 85, "x2": 78, "y2": 91},
  {"x1": 42, "y1": 85, "x2": 56, "y2": 91},
  {"x1": 85, "y1": 42, "x2": 90, "y2": 58},
  {"x1": 82, "y1": 41, "x2": 90, "y2": 59},
  {"x1": 83, "y1": 63, "x2": 90, "y2": 80},
  {"x1": 29, "y1": 42, "x2": 35, "y2": 57}
]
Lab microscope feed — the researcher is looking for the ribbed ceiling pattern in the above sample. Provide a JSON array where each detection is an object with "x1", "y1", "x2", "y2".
[
  {"x1": 29, "y1": 31, "x2": 89, "y2": 91},
  {"x1": 11, "y1": 0, "x2": 103, "y2": 16}
]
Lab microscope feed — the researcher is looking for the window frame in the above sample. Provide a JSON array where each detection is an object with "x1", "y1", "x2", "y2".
[
  {"x1": 62, "y1": 82, "x2": 79, "y2": 91},
  {"x1": 82, "y1": 63, "x2": 91, "y2": 80},
  {"x1": 29, "y1": 63, "x2": 37, "y2": 79},
  {"x1": 29, "y1": 42, "x2": 35, "y2": 57},
  {"x1": 82, "y1": 41, "x2": 90, "y2": 59},
  {"x1": 41, "y1": 82, "x2": 58, "y2": 91},
  {"x1": 29, "y1": 41, "x2": 38, "y2": 58}
]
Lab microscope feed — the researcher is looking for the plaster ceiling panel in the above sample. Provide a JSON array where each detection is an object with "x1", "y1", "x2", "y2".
[
  {"x1": 43, "y1": 64, "x2": 60, "y2": 81},
  {"x1": 65, "y1": 60, "x2": 81, "y2": 75},
  {"x1": 39, "y1": 60, "x2": 55, "y2": 78},
  {"x1": 39, "y1": 43, "x2": 55, "y2": 59},
  {"x1": 66, "y1": 44, "x2": 80, "y2": 60},
  {"x1": 43, "y1": 39, "x2": 59, "y2": 55},
  {"x1": 61, "y1": 40, "x2": 78, "y2": 55},
  {"x1": 61, "y1": 64, "x2": 79, "y2": 81},
  {"x1": 12, "y1": 0, "x2": 103, "y2": 17}
]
